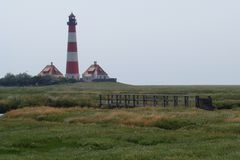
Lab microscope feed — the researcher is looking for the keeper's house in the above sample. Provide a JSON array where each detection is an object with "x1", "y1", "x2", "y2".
[
  {"x1": 82, "y1": 61, "x2": 117, "y2": 82},
  {"x1": 38, "y1": 62, "x2": 63, "y2": 78}
]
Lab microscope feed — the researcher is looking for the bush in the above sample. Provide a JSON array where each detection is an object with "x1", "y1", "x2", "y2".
[
  {"x1": 0, "y1": 73, "x2": 79, "y2": 87},
  {"x1": 0, "y1": 73, "x2": 17, "y2": 86}
]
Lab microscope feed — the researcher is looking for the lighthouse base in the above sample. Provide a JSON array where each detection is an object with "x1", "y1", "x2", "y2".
[{"x1": 65, "y1": 74, "x2": 80, "y2": 80}]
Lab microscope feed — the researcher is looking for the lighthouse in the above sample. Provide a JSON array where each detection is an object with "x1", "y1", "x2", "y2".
[{"x1": 66, "y1": 13, "x2": 79, "y2": 80}]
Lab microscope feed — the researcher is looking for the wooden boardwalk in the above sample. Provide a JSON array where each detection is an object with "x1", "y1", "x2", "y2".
[{"x1": 99, "y1": 94, "x2": 203, "y2": 108}]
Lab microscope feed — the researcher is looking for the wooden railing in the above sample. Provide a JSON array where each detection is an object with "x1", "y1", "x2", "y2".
[
  {"x1": 99, "y1": 94, "x2": 196, "y2": 108},
  {"x1": 99, "y1": 94, "x2": 214, "y2": 110}
]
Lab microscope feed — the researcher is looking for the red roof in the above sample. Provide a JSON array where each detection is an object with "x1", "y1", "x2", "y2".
[
  {"x1": 83, "y1": 61, "x2": 108, "y2": 76},
  {"x1": 38, "y1": 62, "x2": 63, "y2": 77}
]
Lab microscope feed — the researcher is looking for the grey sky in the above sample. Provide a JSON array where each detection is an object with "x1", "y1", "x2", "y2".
[{"x1": 1, "y1": 0, "x2": 240, "y2": 85}]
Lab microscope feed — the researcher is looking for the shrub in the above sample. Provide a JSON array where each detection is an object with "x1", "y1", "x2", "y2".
[{"x1": 0, "y1": 73, "x2": 79, "y2": 87}]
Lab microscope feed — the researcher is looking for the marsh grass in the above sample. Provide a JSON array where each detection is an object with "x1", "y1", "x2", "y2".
[
  {"x1": 1, "y1": 83, "x2": 240, "y2": 113},
  {"x1": 0, "y1": 83, "x2": 240, "y2": 113},
  {"x1": 1, "y1": 83, "x2": 240, "y2": 159},
  {"x1": 1, "y1": 107, "x2": 240, "y2": 160},
  {"x1": 1, "y1": 107, "x2": 240, "y2": 159}
]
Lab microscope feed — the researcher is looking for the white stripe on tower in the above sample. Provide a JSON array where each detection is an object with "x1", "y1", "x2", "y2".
[
  {"x1": 67, "y1": 52, "x2": 78, "y2": 61},
  {"x1": 68, "y1": 32, "x2": 77, "y2": 42},
  {"x1": 65, "y1": 13, "x2": 79, "y2": 80}
]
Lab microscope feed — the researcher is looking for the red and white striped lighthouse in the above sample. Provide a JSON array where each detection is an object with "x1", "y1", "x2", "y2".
[{"x1": 66, "y1": 13, "x2": 79, "y2": 80}]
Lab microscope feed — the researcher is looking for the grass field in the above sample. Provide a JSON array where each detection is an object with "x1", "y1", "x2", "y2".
[
  {"x1": 1, "y1": 107, "x2": 240, "y2": 160},
  {"x1": 1, "y1": 83, "x2": 240, "y2": 159},
  {"x1": 1, "y1": 82, "x2": 240, "y2": 112}
]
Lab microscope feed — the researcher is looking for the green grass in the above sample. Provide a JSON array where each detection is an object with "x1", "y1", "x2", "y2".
[
  {"x1": 0, "y1": 107, "x2": 240, "y2": 160},
  {"x1": 1, "y1": 83, "x2": 240, "y2": 159},
  {"x1": 1, "y1": 82, "x2": 240, "y2": 112}
]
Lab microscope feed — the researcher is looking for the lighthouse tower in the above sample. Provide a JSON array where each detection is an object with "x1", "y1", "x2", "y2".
[{"x1": 66, "y1": 13, "x2": 79, "y2": 80}]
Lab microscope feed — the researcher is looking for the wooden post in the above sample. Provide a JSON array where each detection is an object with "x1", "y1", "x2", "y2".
[
  {"x1": 111, "y1": 95, "x2": 114, "y2": 106},
  {"x1": 153, "y1": 95, "x2": 157, "y2": 106},
  {"x1": 133, "y1": 95, "x2": 136, "y2": 107},
  {"x1": 174, "y1": 96, "x2": 178, "y2": 107},
  {"x1": 195, "y1": 96, "x2": 200, "y2": 108},
  {"x1": 163, "y1": 96, "x2": 166, "y2": 107},
  {"x1": 123, "y1": 95, "x2": 127, "y2": 107},
  {"x1": 184, "y1": 96, "x2": 189, "y2": 107},
  {"x1": 166, "y1": 96, "x2": 169, "y2": 106},
  {"x1": 143, "y1": 95, "x2": 146, "y2": 107},
  {"x1": 128, "y1": 95, "x2": 131, "y2": 106},
  {"x1": 116, "y1": 95, "x2": 119, "y2": 108},
  {"x1": 107, "y1": 95, "x2": 110, "y2": 107},
  {"x1": 119, "y1": 95, "x2": 122, "y2": 107},
  {"x1": 99, "y1": 95, "x2": 102, "y2": 107},
  {"x1": 136, "y1": 95, "x2": 139, "y2": 106}
]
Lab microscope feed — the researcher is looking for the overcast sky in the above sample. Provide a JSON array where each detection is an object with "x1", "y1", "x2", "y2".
[{"x1": 1, "y1": 0, "x2": 240, "y2": 85}]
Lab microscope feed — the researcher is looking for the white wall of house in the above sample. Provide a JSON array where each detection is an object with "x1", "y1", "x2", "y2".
[{"x1": 82, "y1": 74, "x2": 109, "y2": 82}]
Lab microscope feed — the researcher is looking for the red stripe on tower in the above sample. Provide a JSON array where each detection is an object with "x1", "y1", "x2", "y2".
[
  {"x1": 66, "y1": 13, "x2": 80, "y2": 80},
  {"x1": 66, "y1": 62, "x2": 79, "y2": 74},
  {"x1": 69, "y1": 26, "x2": 76, "y2": 32},
  {"x1": 67, "y1": 43, "x2": 77, "y2": 52}
]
